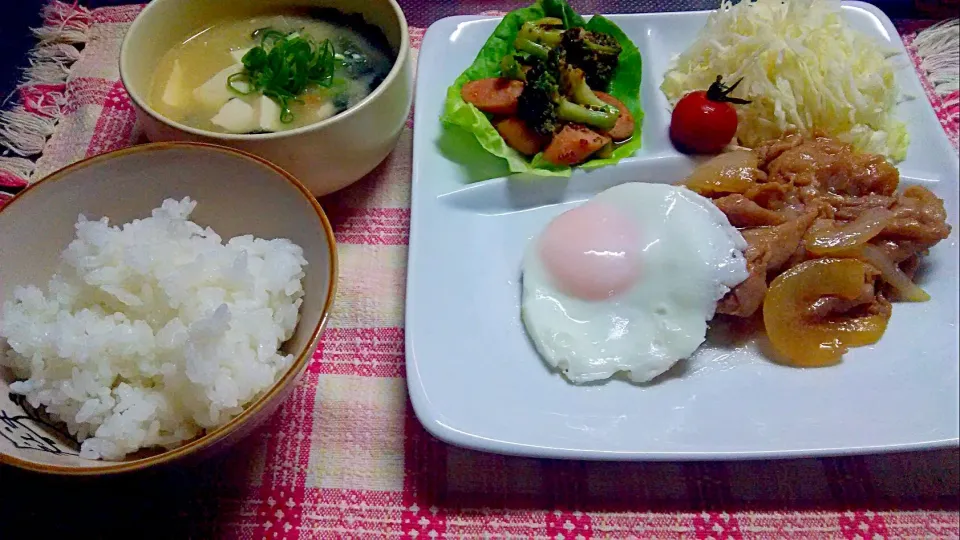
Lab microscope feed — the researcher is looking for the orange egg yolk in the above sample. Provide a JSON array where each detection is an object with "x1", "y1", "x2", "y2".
[{"x1": 538, "y1": 201, "x2": 642, "y2": 301}]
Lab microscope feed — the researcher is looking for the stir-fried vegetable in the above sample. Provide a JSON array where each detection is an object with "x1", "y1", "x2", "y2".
[
  {"x1": 227, "y1": 28, "x2": 338, "y2": 123},
  {"x1": 514, "y1": 18, "x2": 565, "y2": 58},
  {"x1": 804, "y1": 208, "x2": 894, "y2": 254},
  {"x1": 763, "y1": 258, "x2": 890, "y2": 366},
  {"x1": 516, "y1": 48, "x2": 621, "y2": 137},
  {"x1": 682, "y1": 149, "x2": 760, "y2": 195},
  {"x1": 559, "y1": 27, "x2": 621, "y2": 89},
  {"x1": 440, "y1": 0, "x2": 644, "y2": 177},
  {"x1": 850, "y1": 244, "x2": 931, "y2": 302}
]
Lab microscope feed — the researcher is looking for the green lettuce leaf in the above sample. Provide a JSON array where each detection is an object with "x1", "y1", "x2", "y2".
[
  {"x1": 541, "y1": 0, "x2": 586, "y2": 29},
  {"x1": 439, "y1": 0, "x2": 644, "y2": 179}
]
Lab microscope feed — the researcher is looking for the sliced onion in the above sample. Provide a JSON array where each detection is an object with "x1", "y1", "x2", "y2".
[
  {"x1": 856, "y1": 243, "x2": 931, "y2": 302},
  {"x1": 683, "y1": 150, "x2": 759, "y2": 195},
  {"x1": 805, "y1": 207, "x2": 893, "y2": 254}
]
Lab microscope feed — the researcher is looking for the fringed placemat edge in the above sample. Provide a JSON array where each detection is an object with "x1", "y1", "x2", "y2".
[
  {"x1": 0, "y1": 1, "x2": 91, "y2": 199},
  {"x1": 901, "y1": 17, "x2": 960, "y2": 149},
  {"x1": 914, "y1": 18, "x2": 960, "y2": 100}
]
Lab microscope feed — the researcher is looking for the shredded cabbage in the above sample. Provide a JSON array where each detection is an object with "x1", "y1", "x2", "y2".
[{"x1": 661, "y1": 0, "x2": 908, "y2": 161}]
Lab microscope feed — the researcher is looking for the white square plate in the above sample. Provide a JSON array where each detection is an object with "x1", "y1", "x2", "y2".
[{"x1": 406, "y1": 2, "x2": 960, "y2": 460}]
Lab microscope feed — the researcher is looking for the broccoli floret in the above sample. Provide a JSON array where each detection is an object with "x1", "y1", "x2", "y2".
[
  {"x1": 501, "y1": 54, "x2": 525, "y2": 81},
  {"x1": 556, "y1": 99, "x2": 619, "y2": 131},
  {"x1": 517, "y1": 48, "x2": 620, "y2": 136},
  {"x1": 516, "y1": 53, "x2": 561, "y2": 136},
  {"x1": 560, "y1": 27, "x2": 622, "y2": 89},
  {"x1": 513, "y1": 17, "x2": 564, "y2": 59},
  {"x1": 559, "y1": 65, "x2": 620, "y2": 122},
  {"x1": 500, "y1": 52, "x2": 535, "y2": 81}
]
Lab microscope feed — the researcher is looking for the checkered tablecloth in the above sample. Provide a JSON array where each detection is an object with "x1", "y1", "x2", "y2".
[{"x1": 0, "y1": 2, "x2": 957, "y2": 538}]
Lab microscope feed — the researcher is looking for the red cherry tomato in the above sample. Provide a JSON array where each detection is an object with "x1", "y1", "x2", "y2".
[{"x1": 669, "y1": 76, "x2": 750, "y2": 154}]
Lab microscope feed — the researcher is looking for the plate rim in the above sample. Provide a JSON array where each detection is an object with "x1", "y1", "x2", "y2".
[{"x1": 406, "y1": 4, "x2": 960, "y2": 461}]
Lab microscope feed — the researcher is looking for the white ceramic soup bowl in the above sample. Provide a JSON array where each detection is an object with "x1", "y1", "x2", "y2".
[
  {"x1": 0, "y1": 143, "x2": 337, "y2": 475},
  {"x1": 119, "y1": 0, "x2": 412, "y2": 196}
]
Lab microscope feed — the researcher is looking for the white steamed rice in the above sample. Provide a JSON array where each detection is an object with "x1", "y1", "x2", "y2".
[{"x1": 0, "y1": 197, "x2": 307, "y2": 460}]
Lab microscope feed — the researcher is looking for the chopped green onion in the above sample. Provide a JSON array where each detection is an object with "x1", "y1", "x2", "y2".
[
  {"x1": 226, "y1": 73, "x2": 255, "y2": 95},
  {"x1": 226, "y1": 28, "x2": 340, "y2": 123},
  {"x1": 252, "y1": 28, "x2": 287, "y2": 46}
]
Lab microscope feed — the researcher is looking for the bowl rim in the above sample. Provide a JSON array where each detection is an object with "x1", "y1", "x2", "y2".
[
  {"x1": 0, "y1": 141, "x2": 339, "y2": 475},
  {"x1": 118, "y1": 0, "x2": 410, "y2": 141}
]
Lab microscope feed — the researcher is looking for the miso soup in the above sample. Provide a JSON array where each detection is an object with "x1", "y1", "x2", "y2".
[{"x1": 149, "y1": 11, "x2": 394, "y2": 134}]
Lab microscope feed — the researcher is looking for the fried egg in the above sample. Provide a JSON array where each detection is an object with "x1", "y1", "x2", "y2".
[{"x1": 521, "y1": 183, "x2": 749, "y2": 384}]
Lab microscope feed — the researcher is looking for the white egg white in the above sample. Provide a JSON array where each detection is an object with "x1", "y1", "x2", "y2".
[{"x1": 521, "y1": 183, "x2": 749, "y2": 384}]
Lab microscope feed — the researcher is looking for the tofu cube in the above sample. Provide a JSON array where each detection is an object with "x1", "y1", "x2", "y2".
[
  {"x1": 193, "y1": 63, "x2": 247, "y2": 109},
  {"x1": 257, "y1": 95, "x2": 284, "y2": 132},
  {"x1": 161, "y1": 60, "x2": 188, "y2": 108},
  {"x1": 211, "y1": 98, "x2": 258, "y2": 133}
]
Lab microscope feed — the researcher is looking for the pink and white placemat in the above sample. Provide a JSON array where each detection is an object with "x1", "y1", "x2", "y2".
[{"x1": 0, "y1": 3, "x2": 957, "y2": 538}]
